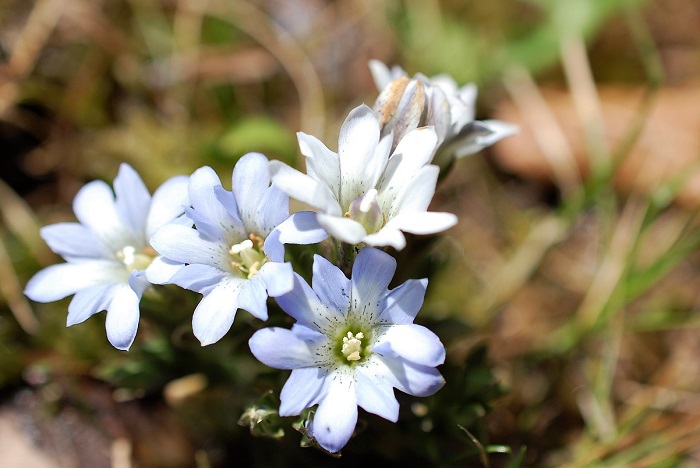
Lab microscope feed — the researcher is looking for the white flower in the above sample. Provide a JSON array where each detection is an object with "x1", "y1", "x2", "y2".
[
  {"x1": 269, "y1": 105, "x2": 457, "y2": 250},
  {"x1": 249, "y1": 247, "x2": 445, "y2": 453},
  {"x1": 150, "y1": 153, "x2": 327, "y2": 346},
  {"x1": 369, "y1": 59, "x2": 517, "y2": 165},
  {"x1": 24, "y1": 164, "x2": 190, "y2": 350}
]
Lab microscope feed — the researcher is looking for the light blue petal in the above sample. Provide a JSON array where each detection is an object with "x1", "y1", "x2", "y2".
[
  {"x1": 237, "y1": 276, "x2": 268, "y2": 320},
  {"x1": 188, "y1": 166, "x2": 230, "y2": 229},
  {"x1": 232, "y1": 153, "x2": 270, "y2": 233},
  {"x1": 279, "y1": 367, "x2": 328, "y2": 416},
  {"x1": 167, "y1": 263, "x2": 225, "y2": 294},
  {"x1": 256, "y1": 261, "x2": 294, "y2": 297},
  {"x1": 66, "y1": 283, "x2": 116, "y2": 326},
  {"x1": 214, "y1": 186, "x2": 248, "y2": 239},
  {"x1": 40, "y1": 223, "x2": 109, "y2": 261},
  {"x1": 105, "y1": 284, "x2": 141, "y2": 351},
  {"x1": 183, "y1": 206, "x2": 225, "y2": 242},
  {"x1": 192, "y1": 278, "x2": 244, "y2": 345},
  {"x1": 249, "y1": 326, "x2": 321, "y2": 369},
  {"x1": 145, "y1": 174, "x2": 190, "y2": 237},
  {"x1": 254, "y1": 185, "x2": 289, "y2": 237},
  {"x1": 350, "y1": 248, "x2": 396, "y2": 321},
  {"x1": 274, "y1": 273, "x2": 342, "y2": 334},
  {"x1": 298, "y1": 132, "x2": 340, "y2": 200},
  {"x1": 150, "y1": 224, "x2": 230, "y2": 271},
  {"x1": 372, "y1": 354, "x2": 445, "y2": 397},
  {"x1": 24, "y1": 261, "x2": 124, "y2": 302},
  {"x1": 275, "y1": 211, "x2": 328, "y2": 246},
  {"x1": 378, "y1": 278, "x2": 427, "y2": 325},
  {"x1": 310, "y1": 370, "x2": 358, "y2": 453},
  {"x1": 355, "y1": 364, "x2": 399, "y2": 422},
  {"x1": 373, "y1": 324, "x2": 445, "y2": 367},
  {"x1": 144, "y1": 256, "x2": 184, "y2": 285},
  {"x1": 127, "y1": 270, "x2": 151, "y2": 297},
  {"x1": 114, "y1": 163, "x2": 150, "y2": 236},
  {"x1": 312, "y1": 254, "x2": 350, "y2": 315},
  {"x1": 73, "y1": 180, "x2": 137, "y2": 250}
]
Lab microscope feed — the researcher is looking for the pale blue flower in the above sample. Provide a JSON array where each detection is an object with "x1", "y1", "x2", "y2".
[
  {"x1": 270, "y1": 105, "x2": 457, "y2": 250},
  {"x1": 24, "y1": 164, "x2": 190, "y2": 350},
  {"x1": 369, "y1": 59, "x2": 517, "y2": 165},
  {"x1": 249, "y1": 247, "x2": 445, "y2": 453},
  {"x1": 150, "y1": 152, "x2": 326, "y2": 346}
]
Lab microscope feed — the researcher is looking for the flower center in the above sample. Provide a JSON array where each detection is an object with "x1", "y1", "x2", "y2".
[
  {"x1": 341, "y1": 331, "x2": 364, "y2": 361},
  {"x1": 345, "y1": 188, "x2": 385, "y2": 234},
  {"x1": 230, "y1": 233, "x2": 268, "y2": 279},
  {"x1": 116, "y1": 245, "x2": 155, "y2": 272}
]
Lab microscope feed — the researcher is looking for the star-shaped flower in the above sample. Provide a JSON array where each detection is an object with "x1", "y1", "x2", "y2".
[
  {"x1": 150, "y1": 152, "x2": 326, "y2": 345},
  {"x1": 369, "y1": 59, "x2": 517, "y2": 166},
  {"x1": 24, "y1": 164, "x2": 190, "y2": 350},
  {"x1": 270, "y1": 105, "x2": 457, "y2": 250},
  {"x1": 249, "y1": 247, "x2": 445, "y2": 453}
]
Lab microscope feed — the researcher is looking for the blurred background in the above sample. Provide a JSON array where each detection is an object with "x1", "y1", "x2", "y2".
[{"x1": 2, "y1": 0, "x2": 700, "y2": 466}]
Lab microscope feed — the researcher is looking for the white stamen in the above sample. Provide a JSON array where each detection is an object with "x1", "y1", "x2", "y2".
[
  {"x1": 359, "y1": 189, "x2": 378, "y2": 213},
  {"x1": 121, "y1": 245, "x2": 136, "y2": 265},
  {"x1": 341, "y1": 331, "x2": 364, "y2": 361},
  {"x1": 231, "y1": 239, "x2": 254, "y2": 254}
]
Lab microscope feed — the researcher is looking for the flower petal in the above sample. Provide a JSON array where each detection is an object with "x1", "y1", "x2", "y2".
[
  {"x1": 269, "y1": 161, "x2": 340, "y2": 215},
  {"x1": 338, "y1": 105, "x2": 381, "y2": 205},
  {"x1": 279, "y1": 367, "x2": 328, "y2": 416},
  {"x1": 376, "y1": 126, "x2": 437, "y2": 209},
  {"x1": 264, "y1": 212, "x2": 328, "y2": 263},
  {"x1": 24, "y1": 261, "x2": 124, "y2": 302},
  {"x1": 361, "y1": 224, "x2": 406, "y2": 250},
  {"x1": 66, "y1": 283, "x2": 115, "y2": 326},
  {"x1": 237, "y1": 275, "x2": 268, "y2": 320},
  {"x1": 144, "y1": 256, "x2": 184, "y2": 285},
  {"x1": 274, "y1": 273, "x2": 341, "y2": 333},
  {"x1": 298, "y1": 132, "x2": 340, "y2": 200},
  {"x1": 355, "y1": 363, "x2": 399, "y2": 422},
  {"x1": 145, "y1": 174, "x2": 190, "y2": 237},
  {"x1": 256, "y1": 261, "x2": 294, "y2": 297},
  {"x1": 249, "y1": 326, "x2": 323, "y2": 369},
  {"x1": 389, "y1": 211, "x2": 457, "y2": 236},
  {"x1": 452, "y1": 119, "x2": 518, "y2": 159},
  {"x1": 73, "y1": 180, "x2": 136, "y2": 250},
  {"x1": 188, "y1": 166, "x2": 232, "y2": 232},
  {"x1": 232, "y1": 153, "x2": 271, "y2": 232},
  {"x1": 113, "y1": 163, "x2": 151, "y2": 236},
  {"x1": 105, "y1": 284, "x2": 141, "y2": 350},
  {"x1": 310, "y1": 370, "x2": 358, "y2": 453},
  {"x1": 316, "y1": 214, "x2": 367, "y2": 245},
  {"x1": 373, "y1": 324, "x2": 445, "y2": 367},
  {"x1": 150, "y1": 224, "x2": 230, "y2": 270},
  {"x1": 390, "y1": 164, "x2": 439, "y2": 215},
  {"x1": 254, "y1": 184, "x2": 289, "y2": 237},
  {"x1": 192, "y1": 278, "x2": 244, "y2": 345},
  {"x1": 312, "y1": 254, "x2": 350, "y2": 315},
  {"x1": 167, "y1": 263, "x2": 226, "y2": 294},
  {"x1": 350, "y1": 248, "x2": 396, "y2": 318},
  {"x1": 41, "y1": 223, "x2": 109, "y2": 261},
  {"x1": 378, "y1": 279, "x2": 428, "y2": 325},
  {"x1": 373, "y1": 354, "x2": 445, "y2": 397}
]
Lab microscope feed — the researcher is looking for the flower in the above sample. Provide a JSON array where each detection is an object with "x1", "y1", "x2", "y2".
[
  {"x1": 269, "y1": 105, "x2": 457, "y2": 250},
  {"x1": 369, "y1": 59, "x2": 517, "y2": 166},
  {"x1": 24, "y1": 164, "x2": 190, "y2": 350},
  {"x1": 249, "y1": 247, "x2": 446, "y2": 453},
  {"x1": 150, "y1": 152, "x2": 327, "y2": 346}
]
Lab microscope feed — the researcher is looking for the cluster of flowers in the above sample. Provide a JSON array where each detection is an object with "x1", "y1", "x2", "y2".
[{"x1": 24, "y1": 61, "x2": 514, "y2": 453}]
